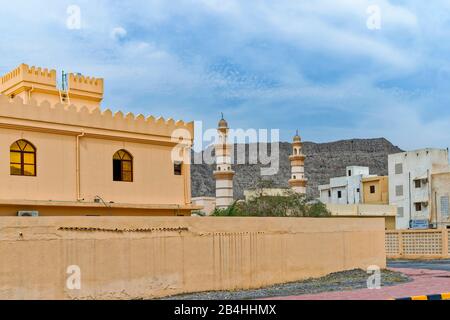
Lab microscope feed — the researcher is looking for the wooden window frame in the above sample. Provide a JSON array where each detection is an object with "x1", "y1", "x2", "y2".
[
  {"x1": 113, "y1": 150, "x2": 133, "y2": 182},
  {"x1": 10, "y1": 140, "x2": 37, "y2": 177},
  {"x1": 415, "y1": 203, "x2": 422, "y2": 212},
  {"x1": 174, "y1": 161, "x2": 183, "y2": 176}
]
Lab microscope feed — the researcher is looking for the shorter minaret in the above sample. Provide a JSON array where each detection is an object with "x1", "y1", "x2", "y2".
[
  {"x1": 288, "y1": 130, "x2": 307, "y2": 194},
  {"x1": 213, "y1": 115, "x2": 235, "y2": 209}
]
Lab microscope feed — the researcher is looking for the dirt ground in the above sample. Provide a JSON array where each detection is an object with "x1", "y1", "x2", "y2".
[{"x1": 161, "y1": 268, "x2": 410, "y2": 300}]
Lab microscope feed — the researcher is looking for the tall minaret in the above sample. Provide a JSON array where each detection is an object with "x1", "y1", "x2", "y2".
[
  {"x1": 288, "y1": 130, "x2": 307, "y2": 194},
  {"x1": 213, "y1": 114, "x2": 235, "y2": 209}
]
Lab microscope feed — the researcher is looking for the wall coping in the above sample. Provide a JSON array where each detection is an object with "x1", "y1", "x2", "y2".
[
  {"x1": 0, "y1": 199, "x2": 201, "y2": 211},
  {"x1": 0, "y1": 94, "x2": 194, "y2": 142}
]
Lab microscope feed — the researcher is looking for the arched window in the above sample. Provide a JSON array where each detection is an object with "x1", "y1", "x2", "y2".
[
  {"x1": 174, "y1": 161, "x2": 182, "y2": 175},
  {"x1": 113, "y1": 149, "x2": 133, "y2": 182},
  {"x1": 10, "y1": 139, "x2": 36, "y2": 176}
]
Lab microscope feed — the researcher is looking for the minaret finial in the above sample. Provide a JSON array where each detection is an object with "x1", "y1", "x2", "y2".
[
  {"x1": 296, "y1": 129, "x2": 299, "y2": 136},
  {"x1": 221, "y1": 112, "x2": 224, "y2": 120}
]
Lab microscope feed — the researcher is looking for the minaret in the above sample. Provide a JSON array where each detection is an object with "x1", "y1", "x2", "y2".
[
  {"x1": 213, "y1": 114, "x2": 235, "y2": 209},
  {"x1": 288, "y1": 130, "x2": 307, "y2": 194}
]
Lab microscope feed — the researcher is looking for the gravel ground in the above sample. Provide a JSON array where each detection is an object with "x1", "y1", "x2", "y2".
[{"x1": 161, "y1": 269, "x2": 411, "y2": 300}]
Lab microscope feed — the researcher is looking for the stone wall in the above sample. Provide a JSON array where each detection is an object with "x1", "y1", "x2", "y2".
[{"x1": 0, "y1": 216, "x2": 385, "y2": 299}]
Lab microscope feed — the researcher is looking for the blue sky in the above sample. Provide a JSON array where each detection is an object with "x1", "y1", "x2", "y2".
[{"x1": 1, "y1": 0, "x2": 450, "y2": 150}]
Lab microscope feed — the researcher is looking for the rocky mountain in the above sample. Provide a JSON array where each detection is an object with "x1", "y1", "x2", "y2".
[{"x1": 191, "y1": 138, "x2": 403, "y2": 199}]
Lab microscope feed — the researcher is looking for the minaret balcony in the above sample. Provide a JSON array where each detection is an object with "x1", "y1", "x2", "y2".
[
  {"x1": 213, "y1": 170, "x2": 235, "y2": 180},
  {"x1": 289, "y1": 154, "x2": 306, "y2": 161},
  {"x1": 214, "y1": 143, "x2": 233, "y2": 152},
  {"x1": 288, "y1": 178, "x2": 308, "y2": 187}
]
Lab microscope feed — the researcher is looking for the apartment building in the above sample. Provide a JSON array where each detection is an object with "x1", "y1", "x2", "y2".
[
  {"x1": 361, "y1": 176, "x2": 389, "y2": 204},
  {"x1": 319, "y1": 166, "x2": 371, "y2": 204},
  {"x1": 388, "y1": 148, "x2": 449, "y2": 229}
]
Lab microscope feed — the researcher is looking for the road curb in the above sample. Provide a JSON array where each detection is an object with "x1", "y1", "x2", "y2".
[{"x1": 395, "y1": 292, "x2": 450, "y2": 300}]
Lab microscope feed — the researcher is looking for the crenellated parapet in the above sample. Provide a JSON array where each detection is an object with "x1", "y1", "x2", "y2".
[
  {"x1": 68, "y1": 73, "x2": 104, "y2": 98},
  {"x1": 0, "y1": 64, "x2": 104, "y2": 110},
  {"x1": 0, "y1": 64, "x2": 57, "y2": 95},
  {"x1": 0, "y1": 95, "x2": 194, "y2": 144}
]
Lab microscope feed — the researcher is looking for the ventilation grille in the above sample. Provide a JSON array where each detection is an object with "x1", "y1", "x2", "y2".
[{"x1": 402, "y1": 231, "x2": 442, "y2": 255}]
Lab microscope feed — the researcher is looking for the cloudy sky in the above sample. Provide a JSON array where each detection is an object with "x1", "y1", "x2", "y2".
[{"x1": 1, "y1": 0, "x2": 449, "y2": 150}]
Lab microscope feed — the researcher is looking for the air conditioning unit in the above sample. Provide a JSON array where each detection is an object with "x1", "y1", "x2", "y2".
[{"x1": 17, "y1": 211, "x2": 39, "y2": 217}]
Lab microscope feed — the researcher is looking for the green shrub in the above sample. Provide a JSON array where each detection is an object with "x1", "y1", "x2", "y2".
[
  {"x1": 211, "y1": 201, "x2": 241, "y2": 216},
  {"x1": 211, "y1": 189, "x2": 330, "y2": 217}
]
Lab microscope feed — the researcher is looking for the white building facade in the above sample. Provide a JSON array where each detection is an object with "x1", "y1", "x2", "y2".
[
  {"x1": 388, "y1": 148, "x2": 449, "y2": 230},
  {"x1": 319, "y1": 166, "x2": 371, "y2": 205}
]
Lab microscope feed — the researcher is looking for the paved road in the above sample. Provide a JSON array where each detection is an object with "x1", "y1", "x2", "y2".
[
  {"x1": 388, "y1": 259, "x2": 450, "y2": 272},
  {"x1": 269, "y1": 267, "x2": 450, "y2": 300},
  {"x1": 267, "y1": 260, "x2": 450, "y2": 300}
]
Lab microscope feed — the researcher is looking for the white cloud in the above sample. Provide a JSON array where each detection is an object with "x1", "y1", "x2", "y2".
[
  {"x1": 0, "y1": 0, "x2": 449, "y2": 149},
  {"x1": 110, "y1": 27, "x2": 127, "y2": 41}
]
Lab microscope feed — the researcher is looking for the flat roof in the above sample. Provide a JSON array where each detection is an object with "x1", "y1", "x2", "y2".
[
  {"x1": 362, "y1": 176, "x2": 387, "y2": 182},
  {"x1": 0, "y1": 199, "x2": 202, "y2": 211}
]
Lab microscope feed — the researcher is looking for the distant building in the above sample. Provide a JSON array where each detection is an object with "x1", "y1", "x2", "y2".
[
  {"x1": 361, "y1": 176, "x2": 389, "y2": 204},
  {"x1": 191, "y1": 197, "x2": 216, "y2": 216},
  {"x1": 388, "y1": 148, "x2": 450, "y2": 229},
  {"x1": 319, "y1": 166, "x2": 371, "y2": 204},
  {"x1": 325, "y1": 203, "x2": 397, "y2": 230}
]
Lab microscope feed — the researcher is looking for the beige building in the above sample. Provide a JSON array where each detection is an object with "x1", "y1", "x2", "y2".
[
  {"x1": 326, "y1": 204, "x2": 397, "y2": 230},
  {"x1": 361, "y1": 176, "x2": 389, "y2": 204},
  {"x1": 191, "y1": 196, "x2": 216, "y2": 215},
  {"x1": 0, "y1": 64, "x2": 199, "y2": 216}
]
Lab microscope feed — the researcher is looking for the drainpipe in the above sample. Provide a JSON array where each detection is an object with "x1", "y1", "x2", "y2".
[
  {"x1": 76, "y1": 132, "x2": 85, "y2": 201},
  {"x1": 183, "y1": 147, "x2": 188, "y2": 205},
  {"x1": 428, "y1": 169, "x2": 436, "y2": 228},
  {"x1": 434, "y1": 191, "x2": 438, "y2": 229},
  {"x1": 27, "y1": 86, "x2": 34, "y2": 104},
  {"x1": 408, "y1": 172, "x2": 412, "y2": 229}
]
